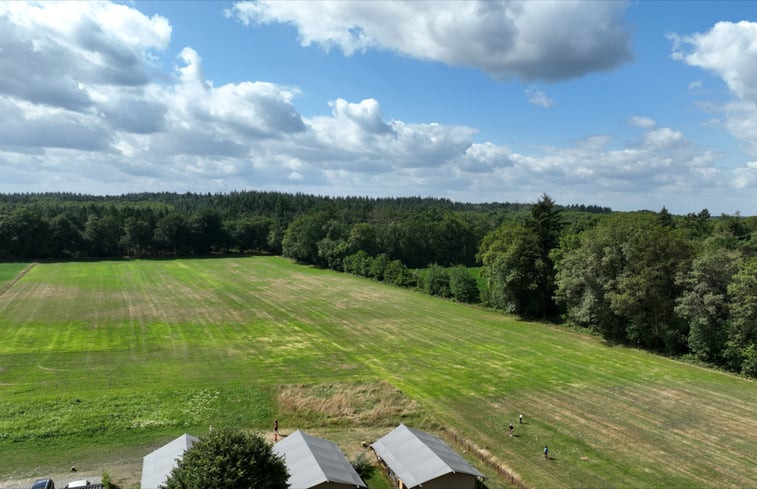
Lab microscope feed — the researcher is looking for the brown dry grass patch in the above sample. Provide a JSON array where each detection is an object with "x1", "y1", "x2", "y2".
[{"x1": 275, "y1": 381, "x2": 421, "y2": 426}]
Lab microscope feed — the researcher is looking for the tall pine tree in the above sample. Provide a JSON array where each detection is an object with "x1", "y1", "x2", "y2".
[{"x1": 524, "y1": 194, "x2": 563, "y2": 318}]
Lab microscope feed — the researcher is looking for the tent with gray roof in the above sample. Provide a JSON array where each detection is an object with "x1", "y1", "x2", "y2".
[
  {"x1": 273, "y1": 429, "x2": 367, "y2": 489},
  {"x1": 141, "y1": 433, "x2": 198, "y2": 489},
  {"x1": 370, "y1": 424, "x2": 484, "y2": 489}
]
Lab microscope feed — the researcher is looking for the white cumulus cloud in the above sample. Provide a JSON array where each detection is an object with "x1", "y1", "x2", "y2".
[
  {"x1": 643, "y1": 127, "x2": 684, "y2": 149},
  {"x1": 671, "y1": 21, "x2": 757, "y2": 102},
  {"x1": 0, "y1": 1, "x2": 753, "y2": 214},
  {"x1": 228, "y1": 0, "x2": 632, "y2": 81},
  {"x1": 329, "y1": 98, "x2": 392, "y2": 134},
  {"x1": 0, "y1": 1, "x2": 170, "y2": 110},
  {"x1": 671, "y1": 21, "x2": 757, "y2": 156}
]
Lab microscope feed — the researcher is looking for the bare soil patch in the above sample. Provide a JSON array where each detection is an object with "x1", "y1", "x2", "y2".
[{"x1": 0, "y1": 459, "x2": 141, "y2": 489}]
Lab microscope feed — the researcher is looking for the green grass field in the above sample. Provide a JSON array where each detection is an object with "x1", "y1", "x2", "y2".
[
  {"x1": 1, "y1": 257, "x2": 755, "y2": 488},
  {"x1": 0, "y1": 263, "x2": 29, "y2": 288}
]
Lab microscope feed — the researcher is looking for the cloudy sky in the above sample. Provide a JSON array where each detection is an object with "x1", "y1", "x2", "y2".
[{"x1": 1, "y1": 1, "x2": 756, "y2": 214}]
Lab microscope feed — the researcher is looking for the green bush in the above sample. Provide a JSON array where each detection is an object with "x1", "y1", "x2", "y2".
[
  {"x1": 741, "y1": 344, "x2": 757, "y2": 377},
  {"x1": 344, "y1": 250, "x2": 371, "y2": 276},
  {"x1": 449, "y1": 266, "x2": 480, "y2": 303},
  {"x1": 101, "y1": 470, "x2": 112, "y2": 489},
  {"x1": 368, "y1": 253, "x2": 391, "y2": 280},
  {"x1": 351, "y1": 452, "x2": 374, "y2": 479},
  {"x1": 384, "y1": 259, "x2": 414, "y2": 287},
  {"x1": 163, "y1": 427, "x2": 288, "y2": 489},
  {"x1": 425, "y1": 264, "x2": 451, "y2": 298}
]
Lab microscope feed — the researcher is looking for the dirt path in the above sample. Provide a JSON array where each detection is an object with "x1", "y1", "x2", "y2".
[{"x1": 0, "y1": 460, "x2": 141, "y2": 489}]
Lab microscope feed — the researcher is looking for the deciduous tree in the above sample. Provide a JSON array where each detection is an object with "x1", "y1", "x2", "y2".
[
  {"x1": 675, "y1": 249, "x2": 739, "y2": 363},
  {"x1": 479, "y1": 222, "x2": 542, "y2": 316},
  {"x1": 449, "y1": 266, "x2": 480, "y2": 303},
  {"x1": 725, "y1": 257, "x2": 757, "y2": 375},
  {"x1": 555, "y1": 213, "x2": 693, "y2": 352},
  {"x1": 163, "y1": 427, "x2": 288, "y2": 489},
  {"x1": 479, "y1": 195, "x2": 562, "y2": 318}
]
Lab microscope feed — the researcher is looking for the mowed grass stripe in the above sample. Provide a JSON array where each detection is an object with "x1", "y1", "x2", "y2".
[
  {"x1": 0, "y1": 257, "x2": 755, "y2": 489},
  {"x1": 360, "y1": 307, "x2": 756, "y2": 487}
]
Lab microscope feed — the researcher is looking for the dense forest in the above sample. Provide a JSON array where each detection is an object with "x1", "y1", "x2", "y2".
[
  {"x1": 0, "y1": 191, "x2": 607, "y2": 264},
  {"x1": 478, "y1": 197, "x2": 757, "y2": 377},
  {"x1": 0, "y1": 191, "x2": 755, "y2": 376}
]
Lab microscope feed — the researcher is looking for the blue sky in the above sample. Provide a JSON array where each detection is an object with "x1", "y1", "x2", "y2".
[{"x1": 1, "y1": 1, "x2": 756, "y2": 214}]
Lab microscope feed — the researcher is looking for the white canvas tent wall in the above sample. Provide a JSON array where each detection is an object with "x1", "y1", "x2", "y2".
[
  {"x1": 273, "y1": 430, "x2": 366, "y2": 489},
  {"x1": 371, "y1": 424, "x2": 484, "y2": 489},
  {"x1": 141, "y1": 433, "x2": 198, "y2": 489}
]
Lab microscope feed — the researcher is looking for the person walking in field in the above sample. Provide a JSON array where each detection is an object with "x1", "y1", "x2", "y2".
[
  {"x1": 274, "y1": 419, "x2": 279, "y2": 442},
  {"x1": 544, "y1": 445, "x2": 549, "y2": 459},
  {"x1": 519, "y1": 413, "x2": 523, "y2": 424},
  {"x1": 509, "y1": 423, "x2": 514, "y2": 436}
]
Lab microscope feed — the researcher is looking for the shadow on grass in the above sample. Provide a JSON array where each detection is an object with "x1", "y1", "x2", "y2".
[
  {"x1": 363, "y1": 465, "x2": 392, "y2": 489},
  {"x1": 359, "y1": 465, "x2": 376, "y2": 479}
]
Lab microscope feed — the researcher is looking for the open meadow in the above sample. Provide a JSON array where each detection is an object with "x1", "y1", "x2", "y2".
[
  {"x1": 0, "y1": 264, "x2": 30, "y2": 292},
  {"x1": 1, "y1": 256, "x2": 755, "y2": 489}
]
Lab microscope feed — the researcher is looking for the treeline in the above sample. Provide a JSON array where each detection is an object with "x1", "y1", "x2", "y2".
[
  {"x1": 478, "y1": 196, "x2": 757, "y2": 377},
  {"x1": 0, "y1": 191, "x2": 567, "y2": 262}
]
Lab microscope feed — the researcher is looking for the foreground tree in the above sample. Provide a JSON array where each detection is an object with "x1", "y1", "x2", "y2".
[
  {"x1": 121, "y1": 217, "x2": 153, "y2": 257},
  {"x1": 479, "y1": 222, "x2": 542, "y2": 316},
  {"x1": 675, "y1": 249, "x2": 740, "y2": 363},
  {"x1": 524, "y1": 194, "x2": 563, "y2": 317},
  {"x1": 83, "y1": 213, "x2": 121, "y2": 257},
  {"x1": 49, "y1": 213, "x2": 84, "y2": 258},
  {"x1": 479, "y1": 195, "x2": 562, "y2": 318},
  {"x1": 154, "y1": 213, "x2": 190, "y2": 255},
  {"x1": 281, "y1": 211, "x2": 330, "y2": 265},
  {"x1": 228, "y1": 215, "x2": 274, "y2": 253},
  {"x1": 0, "y1": 207, "x2": 50, "y2": 259},
  {"x1": 555, "y1": 213, "x2": 693, "y2": 352},
  {"x1": 424, "y1": 264, "x2": 451, "y2": 298},
  {"x1": 163, "y1": 427, "x2": 289, "y2": 489},
  {"x1": 610, "y1": 223, "x2": 693, "y2": 352},
  {"x1": 725, "y1": 257, "x2": 757, "y2": 376},
  {"x1": 188, "y1": 209, "x2": 226, "y2": 254},
  {"x1": 449, "y1": 266, "x2": 480, "y2": 303}
]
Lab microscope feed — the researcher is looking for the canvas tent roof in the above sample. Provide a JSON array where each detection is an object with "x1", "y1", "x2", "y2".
[
  {"x1": 370, "y1": 424, "x2": 484, "y2": 489},
  {"x1": 273, "y1": 430, "x2": 366, "y2": 489},
  {"x1": 141, "y1": 433, "x2": 198, "y2": 489}
]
